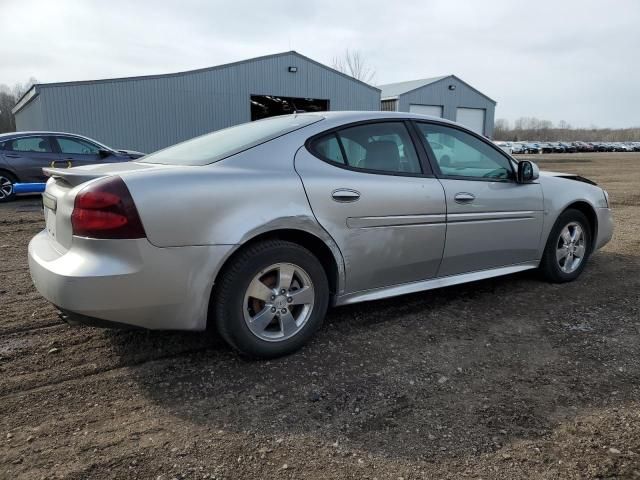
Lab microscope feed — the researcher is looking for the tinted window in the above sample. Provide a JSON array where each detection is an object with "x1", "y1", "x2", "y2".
[
  {"x1": 142, "y1": 115, "x2": 323, "y2": 166},
  {"x1": 8, "y1": 137, "x2": 52, "y2": 153},
  {"x1": 57, "y1": 137, "x2": 101, "y2": 155},
  {"x1": 311, "y1": 122, "x2": 421, "y2": 174},
  {"x1": 416, "y1": 123, "x2": 512, "y2": 180},
  {"x1": 313, "y1": 134, "x2": 345, "y2": 164}
]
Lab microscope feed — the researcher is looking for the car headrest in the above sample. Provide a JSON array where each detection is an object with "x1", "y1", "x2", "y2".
[
  {"x1": 38, "y1": 140, "x2": 48, "y2": 151},
  {"x1": 363, "y1": 140, "x2": 400, "y2": 171}
]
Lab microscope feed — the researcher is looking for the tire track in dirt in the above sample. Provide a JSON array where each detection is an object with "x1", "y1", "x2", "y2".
[{"x1": 0, "y1": 344, "x2": 214, "y2": 401}]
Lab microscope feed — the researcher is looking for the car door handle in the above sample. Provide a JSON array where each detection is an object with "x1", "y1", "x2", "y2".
[
  {"x1": 331, "y1": 188, "x2": 360, "y2": 202},
  {"x1": 50, "y1": 160, "x2": 73, "y2": 168},
  {"x1": 454, "y1": 192, "x2": 475, "y2": 204},
  {"x1": 4, "y1": 154, "x2": 20, "y2": 158}
]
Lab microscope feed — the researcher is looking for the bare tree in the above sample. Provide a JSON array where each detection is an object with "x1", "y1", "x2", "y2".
[
  {"x1": 12, "y1": 76, "x2": 38, "y2": 101},
  {"x1": 0, "y1": 77, "x2": 38, "y2": 133},
  {"x1": 332, "y1": 49, "x2": 376, "y2": 84},
  {"x1": 494, "y1": 116, "x2": 640, "y2": 142},
  {"x1": 0, "y1": 88, "x2": 16, "y2": 133}
]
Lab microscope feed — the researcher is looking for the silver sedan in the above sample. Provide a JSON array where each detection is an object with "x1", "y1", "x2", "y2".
[{"x1": 28, "y1": 112, "x2": 614, "y2": 358}]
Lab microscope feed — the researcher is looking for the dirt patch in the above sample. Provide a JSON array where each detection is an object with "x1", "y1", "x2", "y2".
[{"x1": 1, "y1": 153, "x2": 640, "y2": 479}]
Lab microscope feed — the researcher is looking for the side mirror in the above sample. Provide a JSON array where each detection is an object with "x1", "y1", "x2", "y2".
[
  {"x1": 517, "y1": 160, "x2": 539, "y2": 183},
  {"x1": 98, "y1": 149, "x2": 111, "y2": 158}
]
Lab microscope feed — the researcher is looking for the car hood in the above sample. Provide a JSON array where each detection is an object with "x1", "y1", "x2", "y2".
[
  {"x1": 115, "y1": 149, "x2": 146, "y2": 158},
  {"x1": 540, "y1": 170, "x2": 598, "y2": 186}
]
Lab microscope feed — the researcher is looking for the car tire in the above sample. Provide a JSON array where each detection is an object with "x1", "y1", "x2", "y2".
[
  {"x1": 212, "y1": 239, "x2": 329, "y2": 359},
  {"x1": 0, "y1": 171, "x2": 17, "y2": 203},
  {"x1": 539, "y1": 208, "x2": 592, "y2": 283}
]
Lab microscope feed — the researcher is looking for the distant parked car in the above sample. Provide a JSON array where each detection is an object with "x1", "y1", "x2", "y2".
[
  {"x1": 590, "y1": 142, "x2": 608, "y2": 152},
  {"x1": 522, "y1": 143, "x2": 540, "y2": 154},
  {"x1": 0, "y1": 132, "x2": 145, "y2": 202},
  {"x1": 573, "y1": 141, "x2": 593, "y2": 152},
  {"x1": 538, "y1": 143, "x2": 554, "y2": 154},
  {"x1": 494, "y1": 141, "x2": 512, "y2": 154},
  {"x1": 618, "y1": 143, "x2": 634, "y2": 152},
  {"x1": 559, "y1": 142, "x2": 577, "y2": 153},
  {"x1": 510, "y1": 143, "x2": 525, "y2": 154}
]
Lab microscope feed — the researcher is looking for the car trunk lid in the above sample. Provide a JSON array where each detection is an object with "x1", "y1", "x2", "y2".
[{"x1": 41, "y1": 162, "x2": 169, "y2": 251}]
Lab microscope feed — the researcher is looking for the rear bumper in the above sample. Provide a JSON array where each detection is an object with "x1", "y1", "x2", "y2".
[
  {"x1": 595, "y1": 207, "x2": 614, "y2": 250},
  {"x1": 28, "y1": 230, "x2": 233, "y2": 330}
]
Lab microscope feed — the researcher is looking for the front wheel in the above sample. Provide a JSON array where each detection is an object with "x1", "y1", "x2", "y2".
[
  {"x1": 213, "y1": 240, "x2": 329, "y2": 358},
  {"x1": 0, "y1": 172, "x2": 17, "y2": 203},
  {"x1": 539, "y1": 209, "x2": 591, "y2": 283}
]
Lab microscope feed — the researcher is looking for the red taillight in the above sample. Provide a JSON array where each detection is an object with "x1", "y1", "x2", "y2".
[{"x1": 71, "y1": 176, "x2": 146, "y2": 239}]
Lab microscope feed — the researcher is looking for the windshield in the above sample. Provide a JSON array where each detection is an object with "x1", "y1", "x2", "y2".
[{"x1": 141, "y1": 114, "x2": 323, "y2": 166}]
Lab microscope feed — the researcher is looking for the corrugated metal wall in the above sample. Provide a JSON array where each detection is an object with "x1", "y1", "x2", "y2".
[
  {"x1": 16, "y1": 52, "x2": 380, "y2": 153},
  {"x1": 14, "y1": 95, "x2": 45, "y2": 131},
  {"x1": 397, "y1": 77, "x2": 495, "y2": 137}
]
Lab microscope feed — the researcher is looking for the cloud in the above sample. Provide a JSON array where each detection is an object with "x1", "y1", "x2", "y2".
[{"x1": 1, "y1": 0, "x2": 638, "y2": 127}]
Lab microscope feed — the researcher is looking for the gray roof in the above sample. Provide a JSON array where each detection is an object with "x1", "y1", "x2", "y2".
[
  {"x1": 13, "y1": 51, "x2": 380, "y2": 114},
  {"x1": 378, "y1": 75, "x2": 496, "y2": 104},
  {"x1": 377, "y1": 76, "x2": 449, "y2": 100}
]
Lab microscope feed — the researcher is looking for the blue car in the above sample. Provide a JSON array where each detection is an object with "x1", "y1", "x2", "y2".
[{"x1": 0, "y1": 131, "x2": 145, "y2": 202}]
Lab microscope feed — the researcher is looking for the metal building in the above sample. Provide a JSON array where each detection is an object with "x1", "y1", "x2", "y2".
[
  {"x1": 378, "y1": 75, "x2": 496, "y2": 137},
  {"x1": 12, "y1": 51, "x2": 380, "y2": 153}
]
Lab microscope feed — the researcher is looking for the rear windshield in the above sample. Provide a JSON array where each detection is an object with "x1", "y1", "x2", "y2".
[{"x1": 141, "y1": 114, "x2": 323, "y2": 166}]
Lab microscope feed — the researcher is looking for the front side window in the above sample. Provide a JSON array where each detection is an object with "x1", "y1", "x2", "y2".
[
  {"x1": 57, "y1": 137, "x2": 101, "y2": 155},
  {"x1": 8, "y1": 136, "x2": 52, "y2": 153},
  {"x1": 311, "y1": 122, "x2": 422, "y2": 174},
  {"x1": 416, "y1": 123, "x2": 513, "y2": 180},
  {"x1": 143, "y1": 115, "x2": 323, "y2": 166}
]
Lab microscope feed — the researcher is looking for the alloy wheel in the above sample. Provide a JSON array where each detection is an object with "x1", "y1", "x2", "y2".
[
  {"x1": 0, "y1": 175, "x2": 13, "y2": 200},
  {"x1": 243, "y1": 262, "x2": 315, "y2": 342},
  {"x1": 556, "y1": 222, "x2": 586, "y2": 273}
]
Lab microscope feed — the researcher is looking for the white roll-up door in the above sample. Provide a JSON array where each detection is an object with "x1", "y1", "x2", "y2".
[
  {"x1": 456, "y1": 108, "x2": 485, "y2": 135},
  {"x1": 409, "y1": 104, "x2": 443, "y2": 118}
]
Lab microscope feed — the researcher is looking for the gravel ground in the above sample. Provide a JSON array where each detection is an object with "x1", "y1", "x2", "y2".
[{"x1": 1, "y1": 152, "x2": 639, "y2": 479}]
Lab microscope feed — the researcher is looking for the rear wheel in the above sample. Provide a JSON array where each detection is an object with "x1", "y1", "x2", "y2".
[
  {"x1": 540, "y1": 209, "x2": 591, "y2": 283},
  {"x1": 213, "y1": 240, "x2": 329, "y2": 358},
  {"x1": 0, "y1": 172, "x2": 17, "y2": 203}
]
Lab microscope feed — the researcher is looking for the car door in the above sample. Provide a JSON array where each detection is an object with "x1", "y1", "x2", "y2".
[
  {"x1": 414, "y1": 121, "x2": 544, "y2": 277},
  {"x1": 3, "y1": 136, "x2": 61, "y2": 182},
  {"x1": 295, "y1": 120, "x2": 447, "y2": 294},
  {"x1": 53, "y1": 136, "x2": 105, "y2": 167}
]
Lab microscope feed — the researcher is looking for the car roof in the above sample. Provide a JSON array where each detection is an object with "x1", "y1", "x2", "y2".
[
  {"x1": 0, "y1": 131, "x2": 99, "y2": 139},
  {"x1": 290, "y1": 111, "x2": 472, "y2": 135},
  {"x1": 300, "y1": 110, "x2": 459, "y2": 124},
  {"x1": 0, "y1": 131, "x2": 111, "y2": 149}
]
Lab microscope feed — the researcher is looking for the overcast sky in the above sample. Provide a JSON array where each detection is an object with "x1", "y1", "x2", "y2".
[{"x1": 1, "y1": 0, "x2": 638, "y2": 128}]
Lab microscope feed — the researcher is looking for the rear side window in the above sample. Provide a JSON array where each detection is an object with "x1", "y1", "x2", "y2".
[
  {"x1": 142, "y1": 114, "x2": 323, "y2": 166},
  {"x1": 313, "y1": 134, "x2": 345, "y2": 164},
  {"x1": 7, "y1": 136, "x2": 52, "y2": 153},
  {"x1": 310, "y1": 122, "x2": 422, "y2": 175}
]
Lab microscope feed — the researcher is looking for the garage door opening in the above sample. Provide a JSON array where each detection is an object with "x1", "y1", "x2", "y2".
[{"x1": 251, "y1": 95, "x2": 329, "y2": 121}]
